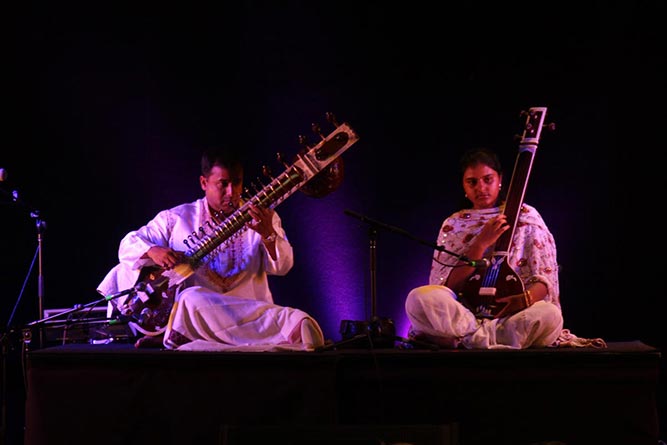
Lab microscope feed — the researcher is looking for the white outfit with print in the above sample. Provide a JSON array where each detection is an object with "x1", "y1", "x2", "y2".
[{"x1": 405, "y1": 204, "x2": 563, "y2": 349}]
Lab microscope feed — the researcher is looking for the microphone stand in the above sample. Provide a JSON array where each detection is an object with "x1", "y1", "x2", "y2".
[
  {"x1": 318, "y1": 209, "x2": 480, "y2": 352},
  {"x1": 2, "y1": 182, "x2": 48, "y2": 346},
  {"x1": 34, "y1": 210, "x2": 46, "y2": 347},
  {"x1": 317, "y1": 216, "x2": 402, "y2": 351},
  {"x1": 2, "y1": 179, "x2": 138, "y2": 350}
]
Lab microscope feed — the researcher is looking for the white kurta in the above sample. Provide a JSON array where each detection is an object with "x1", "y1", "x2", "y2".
[
  {"x1": 405, "y1": 204, "x2": 563, "y2": 349},
  {"x1": 97, "y1": 197, "x2": 323, "y2": 350}
]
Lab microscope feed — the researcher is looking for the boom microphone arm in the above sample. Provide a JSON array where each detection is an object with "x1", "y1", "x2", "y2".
[{"x1": 343, "y1": 209, "x2": 488, "y2": 267}]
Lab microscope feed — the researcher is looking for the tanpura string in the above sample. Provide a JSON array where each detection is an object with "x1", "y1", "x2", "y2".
[{"x1": 481, "y1": 263, "x2": 500, "y2": 288}]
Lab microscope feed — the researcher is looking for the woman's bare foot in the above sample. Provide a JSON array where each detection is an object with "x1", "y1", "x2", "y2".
[{"x1": 134, "y1": 334, "x2": 164, "y2": 349}]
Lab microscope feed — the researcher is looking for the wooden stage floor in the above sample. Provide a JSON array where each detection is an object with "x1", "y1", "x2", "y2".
[{"x1": 18, "y1": 340, "x2": 662, "y2": 445}]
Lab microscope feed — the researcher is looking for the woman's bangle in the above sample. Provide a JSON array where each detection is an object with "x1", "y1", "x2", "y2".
[{"x1": 524, "y1": 289, "x2": 533, "y2": 309}]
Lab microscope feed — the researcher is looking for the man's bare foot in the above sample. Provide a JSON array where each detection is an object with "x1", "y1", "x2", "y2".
[{"x1": 134, "y1": 334, "x2": 164, "y2": 349}]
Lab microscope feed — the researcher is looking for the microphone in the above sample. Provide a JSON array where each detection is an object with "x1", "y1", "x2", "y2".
[
  {"x1": 104, "y1": 287, "x2": 137, "y2": 301},
  {"x1": 134, "y1": 281, "x2": 148, "y2": 292},
  {"x1": 108, "y1": 314, "x2": 133, "y2": 325},
  {"x1": 467, "y1": 258, "x2": 490, "y2": 268},
  {"x1": 104, "y1": 282, "x2": 148, "y2": 301}
]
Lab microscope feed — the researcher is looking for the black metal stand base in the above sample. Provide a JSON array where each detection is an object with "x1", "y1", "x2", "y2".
[{"x1": 316, "y1": 316, "x2": 422, "y2": 351}]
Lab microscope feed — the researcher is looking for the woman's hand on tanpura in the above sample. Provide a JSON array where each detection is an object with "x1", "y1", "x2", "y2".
[
  {"x1": 475, "y1": 214, "x2": 510, "y2": 251},
  {"x1": 147, "y1": 246, "x2": 184, "y2": 270},
  {"x1": 247, "y1": 204, "x2": 276, "y2": 239}
]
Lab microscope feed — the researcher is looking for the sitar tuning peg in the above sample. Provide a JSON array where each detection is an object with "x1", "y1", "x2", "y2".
[
  {"x1": 298, "y1": 134, "x2": 311, "y2": 149},
  {"x1": 325, "y1": 112, "x2": 339, "y2": 127},
  {"x1": 312, "y1": 122, "x2": 325, "y2": 140},
  {"x1": 262, "y1": 165, "x2": 274, "y2": 180},
  {"x1": 251, "y1": 180, "x2": 264, "y2": 193},
  {"x1": 276, "y1": 152, "x2": 291, "y2": 169},
  {"x1": 544, "y1": 122, "x2": 556, "y2": 132}
]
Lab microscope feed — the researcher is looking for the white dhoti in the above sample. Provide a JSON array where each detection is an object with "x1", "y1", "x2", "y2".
[
  {"x1": 164, "y1": 286, "x2": 324, "y2": 351},
  {"x1": 405, "y1": 284, "x2": 563, "y2": 349}
]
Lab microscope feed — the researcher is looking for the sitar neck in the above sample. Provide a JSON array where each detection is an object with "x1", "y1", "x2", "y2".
[
  {"x1": 185, "y1": 120, "x2": 360, "y2": 267},
  {"x1": 188, "y1": 167, "x2": 304, "y2": 264}
]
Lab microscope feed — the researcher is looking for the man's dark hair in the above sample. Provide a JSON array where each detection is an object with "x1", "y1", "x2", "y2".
[{"x1": 201, "y1": 147, "x2": 244, "y2": 177}]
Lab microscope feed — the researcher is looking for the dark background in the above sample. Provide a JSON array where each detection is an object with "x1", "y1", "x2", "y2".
[{"x1": 2, "y1": 1, "x2": 665, "y2": 442}]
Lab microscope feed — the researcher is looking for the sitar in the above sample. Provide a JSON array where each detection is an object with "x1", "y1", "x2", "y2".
[
  {"x1": 116, "y1": 113, "x2": 360, "y2": 335},
  {"x1": 458, "y1": 107, "x2": 550, "y2": 319}
]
